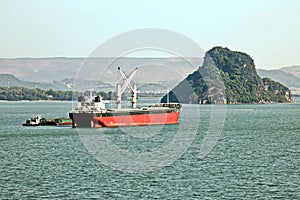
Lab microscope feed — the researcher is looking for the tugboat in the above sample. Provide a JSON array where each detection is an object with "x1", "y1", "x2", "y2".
[
  {"x1": 23, "y1": 115, "x2": 56, "y2": 126},
  {"x1": 69, "y1": 68, "x2": 181, "y2": 128}
]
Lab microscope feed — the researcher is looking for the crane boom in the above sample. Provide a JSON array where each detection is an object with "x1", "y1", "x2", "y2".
[{"x1": 116, "y1": 67, "x2": 138, "y2": 109}]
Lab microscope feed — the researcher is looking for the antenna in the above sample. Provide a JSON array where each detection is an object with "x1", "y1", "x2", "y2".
[
  {"x1": 167, "y1": 88, "x2": 169, "y2": 104},
  {"x1": 88, "y1": 85, "x2": 94, "y2": 101}
]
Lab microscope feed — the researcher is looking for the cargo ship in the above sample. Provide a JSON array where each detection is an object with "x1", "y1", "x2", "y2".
[{"x1": 69, "y1": 68, "x2": 181, "y2": 128}]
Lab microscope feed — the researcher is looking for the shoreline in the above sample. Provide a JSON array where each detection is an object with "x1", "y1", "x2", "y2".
[
  {"x1": 0, "y1": 100, "x2": 73, "y2": 103},
  {"x1": 1, "y1": 100, "x2": 299, "y2": 104}
]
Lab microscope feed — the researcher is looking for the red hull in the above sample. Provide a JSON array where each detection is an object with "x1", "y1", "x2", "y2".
[
  {"x1": 69, "y1": 103, "x2": 182, "y2": 128},
  {"x1": 93, "y1": 112, "x2": 180, "y2": 128}
]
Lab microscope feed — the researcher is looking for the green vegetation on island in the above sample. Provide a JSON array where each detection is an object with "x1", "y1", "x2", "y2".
[
  {"x1": 161, "y1": 47, "x2": 292, "y2": 104},
  {"x1": 0, "y1": 86, "x2": 112, "y2": 101}
]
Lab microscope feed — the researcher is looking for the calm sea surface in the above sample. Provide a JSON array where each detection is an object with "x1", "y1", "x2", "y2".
[{"x1": 0, "y1": 99, "x2": 299, "y2": 199}]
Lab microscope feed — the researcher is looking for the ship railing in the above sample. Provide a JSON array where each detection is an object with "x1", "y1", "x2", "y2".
[{"x1": 149, "y1": 103, "x2": 181, "y2": 108}]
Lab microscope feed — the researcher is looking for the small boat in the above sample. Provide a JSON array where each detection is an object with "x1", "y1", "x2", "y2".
[{"x1": 54, "y1": 118, "x2": 73, "y2": 126}]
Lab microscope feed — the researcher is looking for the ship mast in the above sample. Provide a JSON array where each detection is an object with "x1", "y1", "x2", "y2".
[
  {"x1": 116, "y1": 67, "x2": 138, "y2": 109},
  {"x1": 88, "y1": 85, "x2": 94, "y2": 101}
]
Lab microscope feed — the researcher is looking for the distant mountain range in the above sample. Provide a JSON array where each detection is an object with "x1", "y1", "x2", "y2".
[
  {"x1": 281, "y1": 66, "x2": 300, "y2": 77},
  {"x1": 0, "y1": 74, "x2": 114, "y2": 92},
  {"x1": 257, "y1": 66, "x2": 300, "y2": 95},
  {"x1": 0, "y1": 74, "x2": 68, "y2": 90},
  {"x1": 0, "y1": 57, "x2": 201, "y2": 82},
  {"x1": 0, "y1": 57, "x2": 203, "y2": 92},
  {"x1": 1, "y1": 57, "x2": 299, "y2": 95},
  {"x1": 0, "y1": 57, "x2": 81, "y2": 82},
  {"x1": 257, "y1": 66, "x2": 300, "y2": 88}
]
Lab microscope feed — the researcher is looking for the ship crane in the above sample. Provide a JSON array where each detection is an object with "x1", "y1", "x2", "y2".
[{"x1": 116, "y1": 67, "x2": 138, "y2": 109}]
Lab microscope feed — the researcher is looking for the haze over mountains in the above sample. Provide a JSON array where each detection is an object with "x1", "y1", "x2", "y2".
[
  {"x1": 0, "y1": 57, "x2": 299, "y2": 94},
  {"x1": 0, "y1": 57, "x2": 202, "y2": 91},
  {"x1": 257, "y1": 66, "x2": 300, "y2": 95},
  {"x1": 257, "y1": 66, "x2": 300, "y2": 87}
]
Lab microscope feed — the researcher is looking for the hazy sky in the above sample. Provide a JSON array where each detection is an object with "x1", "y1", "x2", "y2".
[{"x1": 0, "y1": 0, "x2": 299, "y2": 69}]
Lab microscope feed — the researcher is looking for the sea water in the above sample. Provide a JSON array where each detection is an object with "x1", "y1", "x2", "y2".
[{"x1": 0, "y1": 100, "x2": 299, "y2": 199}]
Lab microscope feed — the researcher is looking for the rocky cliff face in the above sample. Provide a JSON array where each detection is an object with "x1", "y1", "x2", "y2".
[{"x1": 161, "y1": 47, "x2": 292, "y2": 104}]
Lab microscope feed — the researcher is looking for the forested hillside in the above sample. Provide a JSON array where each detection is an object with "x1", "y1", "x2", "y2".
[{"x1": 161, "y1": 47, "x2": 291, "y2": 104}]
